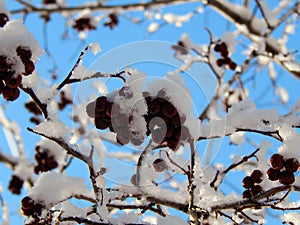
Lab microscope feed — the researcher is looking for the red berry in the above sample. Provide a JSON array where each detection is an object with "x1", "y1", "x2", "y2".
[
  {"x1": 152, "y1": 158, "x2": 167, "y2": 172},
  {"x1": 242, "y1": 189, "x2": 252, "y2": 199},
  {"x1": 95, "y1": 117, "x2": 109, "y2": 130},
  {"x1": 4, "y1": 75, "x2": 22, "y2": 88},
  {"x1": 284, "y1": 158, "x2": 299, "y2": 173},
  {"x1": 162, "y1": 101, "x2": 178, "y2": 118},
  {"x1": 270, "y1": 154, "x2": 285, "y2": 170},
  {"x1": 279, "y1": 170, "x2": 295, "y2": 185},
  {"x1": 242, "y1": 176, "x2": 254, "y2": 189},
  {"x1": 229, "y1": 61, "x2": 237, "y2": 70},
  {"x1": 16, "y1": 46, "x2": 32, "y2": 61},
  {"x1": 216, "y1": 58, "x2": 225, "y2": 67},
  {"x1": 95, "y1": 96, "x2": 108, "y2": 112},
  {"x1": 2, "y1": 87, "x2": 20, "y2": 101},
  {"x1": 251, "y1": 185, "x2": 263, "y2": 196},
  {"x1": 221, "y1": 49, "x2": 229, "y2": 58},
  {"x1": 251, "y1": 170, "x2": 263, "y2": 184},
  {"x1": 214, "y1": 44, "x2": 221, "y2": 52},
  {"x1": 266, "y1": 168, "x2": 280, "y2": 181},
  {"x1": 24, "y1": 60, "x2": 35, "y2": 75},
  {"x1": 0, "y1": 13, "x2": 9, "y2": 27}
]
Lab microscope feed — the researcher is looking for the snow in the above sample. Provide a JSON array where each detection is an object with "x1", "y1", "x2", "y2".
[
  {"x1": 221, "y1": 31, "x2": 235, "y2": 54},
  {"x1": 71, "y1": 62, "x2": 96, "y2": 80},
  {"x1": 36, "y1": 138, "x2": 67, "y2": 165},
  {"x1": 29, "y1": 172, "x2": 90, "y2": 207},
  {"x1": 259, "y1": 1, "x2": 278, "y2": 27},
  {"x1": 147, "y1": 22, "x2": 159, "y2": 33},
  {"x1": 157, "y1": 215, "x2": 188, "y2": 225},
  {"x1": 282, "y1": 212, "x2": 300, "y2": 224},
  {"x1": 34, "y1": 117, "x2": 70, "y2": 140},
  {"x1": 89, "y1": 42, "x2": 102, "y2": 55}
]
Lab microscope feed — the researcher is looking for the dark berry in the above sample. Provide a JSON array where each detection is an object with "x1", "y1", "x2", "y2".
[
  {"x1": 251, "y1": 185, "x2": 263, "y2": 196},
  {"x1": 242, "y1": 189, "x2": 252, "y2": 199},
  {"x1": 86, "y1": 101, "x2": 96, "y2": 117},
  {"x1": 104, "y1": 13, "x2": 119, "y2": 29},
  {"x1": 116, "y1": 130, "x2": 130, "y2": 145},
  {"x1": 279, "y1": 170, "x2": 295, "y2": 185},
  {"x1": 2, "y1": 87, "x2": 20, "y2": 101},
  {"x1": 242, "y1": 176, "x2": 254, "y2": 189},
  {"x1": 73, "y1": 18, "x2": 96, "y2": 31},
  {"x1": 229, "y1": 61, "x2": 237, "y2": 70},
  {"x1": 266, "y1": 168, "x2": 280, "y2": 181},
  {"x1": 270, "y1": 154, "x2": 285, "y2": 170},
  {"x1": 8, "y1": 175, "x2": 23, "y2": 195},
  {"x1": 95, "y1": 117, "x2": 110, "y2": 130},
  {"x1": 221, "y1": 49, "x2": 229, "y2": 58},
  {"x1": 162, "y1": 101, "x2": 177, "y2": 118},
  {"x1": 214, "y1": 44, "x2": 221, "y2": 52},
  {"x1": 251, "y1": 170, "x2": 263, "y2": 184},
  {"x1": 4, "y1": 75, "x2": 22, "y2": 88},
  {"x1": 0, "y1": 13, "x2": 9, "y2": 27},
  {"x1": 152, "y1": 158, "x2": 167, "y2": 172},
  {"x1": 149, "y1": 98, "x2": 161, "y2": 115},
  {"x1": 130, "y1": 174, "x2": 137, "y2": 186},
  {"x1": 284, "y1": 158, "x2": 299, "y2": 173},
  {"x1": 25, "y1": 101, "x2": 42, "y2": 115},
  {"x1": 216, "y1": 58, "x2": 225, "y2": 67},
  {"x1": 16, "y1": 46, "x2": 32, "y2": 61},
  {"x1": 166, "y1": 137, "x2": 180, "y2": 150},
  {"x1": 95, "y1": 96, "x2": 108, "y2": 112},
  {"x1": 24, "y1": 60, "x2": 35, "y2": 75},
  {"x1": 43, "y1": 0, "x2": 56, "y2": 4}
]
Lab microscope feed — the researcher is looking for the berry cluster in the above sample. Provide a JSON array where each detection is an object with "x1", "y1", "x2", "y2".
[
  {"x1": 152, "y1": 158, "x2": 167, "y2": 172},
  {"x1": 34, "y1": 145, "x2": 58, "y2": 174},
  {"x1": 0, "y1": 12, "x2": 9, "y2": 28},
  {"x1": 43, "y1": 0, "x2": 56, "y2": 4},
  {"x1": 8, "y1": 175, "x2": 24, "y2": 195},
  {"x1": 0, "y1": 46, "x2": 35, "y2": 101},
  {"x1": 144, "y1": 90, "x2": 190, "y2": 150},
  {"x1": 214, "y1": 42, "x2": 237, "y2": 70},
  {"x1": 242, "y1": 169, "x2": 264, "y2": 199},
  {"x1": 266, "y1": 153, "x2": 299, "y2": 185},
  {"x1": 104, "y1": 13, "x2": 119, "y2": 29},
  {"x1": 73, "y1": 18, "x2": 96, "y2": 31},
  {"x1": 58, "y1": 90, "x2": 73, "y2": 110},
  {"x1": 87, "y1": 88, "x2": 190, "y2": 150},
  {"x1": 25, "y1": 100, "x2": 42, "y2": 124},
  {"x1": 21, "y1": 196, "x2": 43, "y2": 219}
]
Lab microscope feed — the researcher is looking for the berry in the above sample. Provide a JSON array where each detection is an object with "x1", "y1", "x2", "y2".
[
  {"x1": 24, "y1": 60, "x2": 35, "y2": 75},
  {"x1": 116, "y1": 130, "x2": 130, "y2": 145},
  {"x1": 4, "y1": 75, "x2": 22, "y2": 89},
  {"x1": 43, "y1": 0, "x2": 56, "y2": 4},
  {"x1": 242, "y1": 176, "x2": 254, "y2": 189},
  {"x1": 162, "y1": 101, "x2": 177, "y2": 118},
  {"x1": 16, "y1": 46, "x2": 32, "y2": 62},
  {"x1": 0, "y1": 13, "x2": 9, "y2": 27},
  {"x1": 130, "y1": 136, "x2": 144, "y2": 146},
  {"x1": 104, "y1": 13, "x2": 119, "y2": 29},
  {"x1": 270, "y1": 153, "x2": 285, "y2": 170},
  {"x1": 149, "y1": 98, "x2": 161, "y2": 115},
  {"x1": 250, "y1": 170, "x2": 263, "y2": 184},
  {"x1": 229, "y1": 61, "x2": 237, "y2": 70},
  {"x1": 73, "y1": 18, "x2": 96, "y2": 31},
  {"x1": 95, "y1": 117, "x2": 110, "y2": 130},
  {"x1": 86, "y1": 101, "x2": 96, "y2": 117},
  {"x1": 25, "y1": 101, "x2": 42, "y2": 115},
  {"x1": 242, "y1": 189, "x2": 252, "y2": 199},
  {"x1": 2, "y1": 87, "x2": 20, "y2": 101},
  {"x1": 214, "y1": 44, "x2": 221, "y2": 52},
  {"x1": 284, "y1": 158, "x2": 299, "y2": 173},
  {"x1": 130, "y1": 174, "x2": 137, "y2": 186},
  {"x1": 8, "y1": 175, "x2": 23, "y2": 194},
  {"x1": 216, "y1": 58, "x2": 225, "y2": 67},
  {"x1": 221, "y1": 49, "x2": 229, "y2": 58},
  {"x1": 251, "y1": 185, "x2": 263, "y2": 196},
  {"x1": 279, "y1": 170, "x2": 295, "y2": 185},
  {"x1": 152, "y1": 158, "x2": 167, "y2": 172},
  {"x1": 266, "y1": 168, "x2": 280, "y2": 181}
]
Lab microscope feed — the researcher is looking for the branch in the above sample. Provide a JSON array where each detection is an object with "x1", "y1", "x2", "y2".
[{"x1": 11, "y1": 0, "x2": 199, "y2": 15}]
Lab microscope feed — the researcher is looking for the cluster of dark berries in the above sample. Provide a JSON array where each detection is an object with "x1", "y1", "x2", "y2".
[
  {"x1": 242, "y1": 169, "x2": 264, "y2": 199},
  {"x1": 43, "y1": 0, "x2": 56, "y2": 4},
  {"x1": 34, "y1": 145, "x2": 58, "y2": 174},
  {"x1": 144, "y1": 90, "x2": 190, "y2": 150},
  {"x1": 58, "y1": 90, "x2": 73, "y2": 110},
  {"x1": 172, "y1": 41, "x2": 189, "y2": 55},
  {"x1": 21, "y1": 196, "x2": 44, "y2": 218},
  {"x1": 104, "y1": 13, "x2": 119, "y2": 29},
  {"x1": 86, "y1": 94, "x2": 144, "y2": 146},
  {"x1": 73, "y1": 17, "x2": 96, "y2": 31},
  {"x1": 87, "y1": 88, "x2": 190, "y2": 150},
  {"x1": 0, "y1": 46, "x2": 35, "y2": 101},
  {"x1": 152, "y1": 158, "x2": 167, "y2": 172},
  {"x1": 214, "y1": 42, "x2": 237, "y2": 70},
  {"x1": 25, "y1": 100, "x2": 42, "y2": 124},
  {"x1": 8, "y1": 175, "x2": 24, "y2": 195},
  {"x1": 266, "y1": 154, "x2": 299, "y2": 185},
  {"x1": 0, "y1": 12, "x2": 9, "y2": 28}
]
